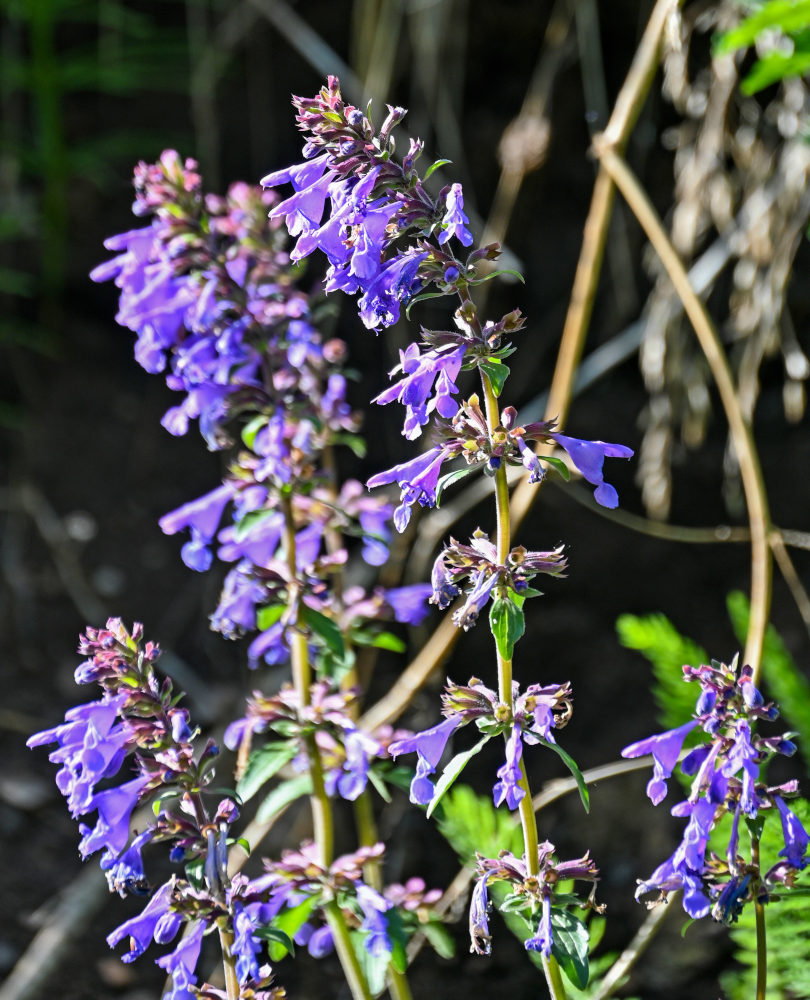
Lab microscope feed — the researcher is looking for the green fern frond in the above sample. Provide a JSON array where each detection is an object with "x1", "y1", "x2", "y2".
[
  {"x1": 616, "y1": 612, "x2": 707, "y2": 730},
  {"x1": 435, "y1": 783, "x2": 524, "y2": 865}
]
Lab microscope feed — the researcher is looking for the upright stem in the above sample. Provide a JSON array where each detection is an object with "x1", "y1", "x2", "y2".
[
  {"x1": 752, "y1": 836, "x2": 767, "y2": 1000},
  {"x1": 217, "y1": 925, "x2": 241, "y2": 1000},
  {"x1": 281, "y1": 492, "x2": 372, "y2": 1000},
  {"x1": 480, "y1": 370, "x2": 567, "y2": 998}
]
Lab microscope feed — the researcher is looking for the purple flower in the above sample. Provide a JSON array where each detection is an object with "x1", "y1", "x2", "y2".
[
  {"x1": 356, "y1": 883, "x2": 392, "y2": 957},
  {"x1": 78, "y1": 774, "x2": 152, "y2": 857},
  {"x1": 389, "y1": 715, "x2": 462, "y2": 805},
  {"x1": 469, "y1": 876, "x2": 491, "y2": 955},
  {"x1": 492, "y1": 725, "x2": 525, "y2": 811},
  {"x1": 549, "y1": 433, "x2": 633, "y2": 509},
  {"x1": 359, "y1": 506, "x2": 391, "y2": 566},
  {"x1": 232, "y1": 904, "x2": 263, "y2": 984},
  {"x1": 156, "y1": 920, "x2": 205, "y2": 999},
  {"x1": 27, "y1": 693, "x2": 130, "y2": 818},
  {"x1": 774, "y1": 797, "x2": 810, "y2": 869},
  {"x1": 107, "y1": 880, "x2": 175, "y2": 961},
  {"x1": 159, "y1": 483, "x2": 235, "y2": 572},
  {"x1": 524, "y1": 896, "x2": 553, "y2": 957},
  {"x1": 357, "y1": 251, "x2": 428, "y2": 330},
  {"x1": 101, "y1": 829, "x2": 153, "y2": 897},
  {"x1": 373, "y1": 343, "x2": 466, "y2": 440},
  {"x1": 621, "y1": 720, "x2": 697, "y2": 805},
  {"x1": 383, "y1": 583, "x2": 433, "y2": 625},
  {"x1": 437, "y1": 183, "x2": 472, "y2": 246},
  {"x1": 452, "y1": 569, "x2": 500, "y2": 631},
  {"x1": 367, "y1": 446, "x2": 450, "y2": 532},
  {"x1": 307, "y1": 924, "x2": 335, "y2": 958}
]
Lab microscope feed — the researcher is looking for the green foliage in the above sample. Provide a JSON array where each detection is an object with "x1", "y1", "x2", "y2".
[
  {"x1": 426, "y1": 737, "x2": 492, "y2": 818},
  {"x1": 236, "y1": 742, "x2": 298, "y2": 803},
  {"x1": 716, "y1": 798, "x2": 810, "y2": 999},
  {"x1": 616, "y1": 612, "x2": 707, "y2": 730},
  {"x1": 715, "y1": 0, "x2": 810, "y2": 94},
  {"x1": 726, "y1": 591, "x2": 810, "y2": 773},
  {"x1": 435, "y1": 783, "x2": 524, "y2": 864},
  {"x1": 489, "y1": 596, "x2": 525, "y2": 661}
]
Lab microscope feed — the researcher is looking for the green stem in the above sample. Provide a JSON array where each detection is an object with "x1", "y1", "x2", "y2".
[
  {"x1": 281, "y1": 493, "x2": 371, "y2": 1000},
  {"x1": 755, "y1": 901, "x2": 767, "y2": 1000},
  {"x1": 217, "y1": 925, "x2": 241, "y2": 1000},
  {"x1": 325, "y1": 900, "x2": 375, "y2": 1000},
  {"x1": 543, "y1": 953, "x2": 569, "y2": 1000}
]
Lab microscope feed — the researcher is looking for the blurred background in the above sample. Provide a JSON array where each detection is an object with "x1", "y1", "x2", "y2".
[{"x1": 2, "y1": 1, "x2": 810, "y2": 997}]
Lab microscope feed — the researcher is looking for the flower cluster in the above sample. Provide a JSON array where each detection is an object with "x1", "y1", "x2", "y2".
[
  {"x1": 429, "y1": 528, "x2": 567, "y2": 629},
  {"x1": 469, "y1": 844, "x2": 600, "y2": 958},
  {"x1": 389, "y1": 676, "x2": 572, "y2": 809},
  {"x1": 622, "y1": 656, "x2": 809, "y2": 921}
]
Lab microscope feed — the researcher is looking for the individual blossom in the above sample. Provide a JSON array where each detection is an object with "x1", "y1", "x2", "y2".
[
  {"x1": 388, "y1": 716, "x2": 463, "y2": 805},
  {"x1": 367, "y1": 445, "x2": 452, "y2": 532},
  {"x1": 437, "y1": 183, "x2": 473, "y2": 246},
  {"x1": 373, "y1": 342, "x2": 466, "y2": 440}
]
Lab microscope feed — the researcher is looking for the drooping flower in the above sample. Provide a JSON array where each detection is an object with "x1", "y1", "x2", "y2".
[
  {"x1": 79, "y1": 774, "x2": 152, "y2": 857},
  {"x1": 107, "y1": 879, "x2": 176, "y2": 962},
  {"x1": 373, "y1": 342, "x2": 466, "y2": 440},
  {"x1": 367, "y1": 445, "x2": 451, "y2": 532},
  {"x1": 621, "y1": 720, "x2": 698, "y2": 805},
  {"x1": 492, "y1": 724, "x2": 526, "y2": 810},
  {"x1": 437, "y1": 183, "x2": 473, "y2": 246},
  {"x1": 389, "y1": 715, "x2": 462, "y2": 805},
  {"x1": 549, "y1": 433, "x2": 633, "y2": 509}
]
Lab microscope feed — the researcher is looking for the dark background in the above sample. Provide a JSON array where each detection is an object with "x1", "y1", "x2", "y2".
[{"x1": 2, "y1": 2, "x2": 809, "y2": 998}]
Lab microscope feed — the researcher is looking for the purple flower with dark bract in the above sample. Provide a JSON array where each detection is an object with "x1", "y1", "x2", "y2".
[
  {"x1": 389, "y1": 715, "x2": 462, "y2": 805},
  {"x1": 621, "y1": 720, "x2": 697, "y2": 805}
]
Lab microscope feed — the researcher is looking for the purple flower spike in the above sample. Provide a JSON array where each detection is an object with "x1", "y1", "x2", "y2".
[
  {"x1": 550, "y1": 433, "x2": 633, "y2": 508},
  {"x1": 437, "y1": 183, "x2": 473, "y2": 247},
  {"x1": 492, "y1": 724, "x2": 525, "y2": 810},
  {"x1": 79, "y1": 774, "x2": 152, "y2": 857},
  {"x1": 621, "y1": 720, "x2": 697, "y2": 805},
  {"x1": 774, "y1": 797, "x2": 810, "y2": 869},
  {"x1": 357, "y1": 251, "x2": 428, "y2": 330},
  {"x1": 389, "y1": 715, "x2": 462, "y2": 805}
]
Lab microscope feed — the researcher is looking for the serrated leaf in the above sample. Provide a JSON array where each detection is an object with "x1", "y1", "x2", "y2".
[
  {"x1": 301, "y1": 606, "x2": 344, "y2": 658},
  {"x1": 256, "y1": 604, "x2": 285, "y2": 631},
  {"x1": 532, "y1": 735, "x2": 590, "y2": 812},
  {"x1": 256, "y1": 774, "x2": 312, "y2": 823},
  {"x1": 479, "y1": 359, "x2": 510, "y2": 397},
  {"x1": 426, "y1": 737, "x2": 491, "y2": 818},
  {"x1": 489, "y1": 596, "x2": 525, "y2": 660},
  {"x1": 424, "y1": 158, "x2": 452, "y2": 180},
  {"x1": 236, "y1": 742, "x2": 297, "y2": 802},
  {"x1": 435, "y1": 464, "x2": 478, "y2": 506},
  {"x1": 550, "y1": 908, "x2": 590, "y2": 989}
]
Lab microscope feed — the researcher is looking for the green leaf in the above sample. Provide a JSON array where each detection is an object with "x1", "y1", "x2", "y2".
[
  {"x1": 422, "y1": 918, "x2": 456, "y2": 958},
  {"x1": 715, "y1": 0, "x2": 810, "y2": 55},
  {"x1": 424, "y1": 157, "x2": 452, "y2": 180},
  {"x1": 256, "y1": 604, "x2": 286, "y2": 632},
  {"x1": 550, "y1": 908, "x2": 590, "y2": 990},
  {"x1": 264, "y1": 897, "x2": 316, "y2": 960},
  {"x1": 539, "y1": 455, "x2": 571, "y2": 481},
  {"x1": 499, "y1": 891, "x2": 531, "y2": 914},
  {"x1": 479, "y1": 359, "x2": 510, "y2": 397},
  {"x1": 435, "y1": 464, "x2": 478, "y2": 506},
  {"x1": 254, "y1": 926, "x2": 296, "y2": 959},
  {"x1": 532, "y1": 735, "x2": 590, "y2": 812},
  {"x1": 366, "y1": 767, "x2": 393, "y2": 803},
  {"x1": 741, "y1": 48, "x2": 810, "y2": 92},
  {"x1": 301, "y1": 606, "x2": 345, "y2": 658},
  {"x1": 468, "y1": 268, "x2": 525, "y2": 285},
  {"x1": 351, "y1": 930, "x2": 390, "y2": 997},
  {"x1": 333, "y1": 432, "x2": 368, "y2": 458},
  {"x1": 489, "y1": 596, "x2": 525, "y2": 660},
  {"x1": 236, "y1": 742, "x2": 297, "y2": 802},
  {"x1": 426, "y1": 736, "x2": 491, "y2": 818},
  {"x1": 256, "y1": 774, "x2": 312, "y2": 823},
  {"x1": 321, "y1": 110, "x2": 344, "y2": 124},
  {"x1": 386, "y1": 908, "x2": 409, "y2": 975},
  {"x1": 241, "y1": 413, "x2": 267, "y2": 449},
  {"x1": 405, "y1": 290, "x2": 451, "y2": 318}
]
